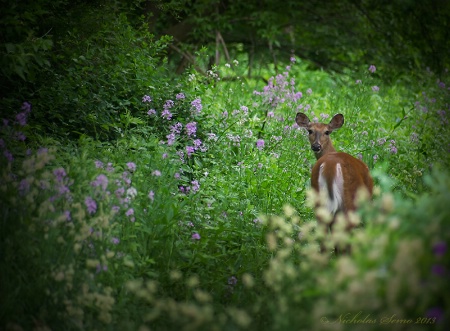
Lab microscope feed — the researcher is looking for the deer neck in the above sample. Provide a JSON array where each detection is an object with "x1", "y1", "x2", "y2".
[{"x1": 315, "y1": 143, "x2": 336, "y2": 160}]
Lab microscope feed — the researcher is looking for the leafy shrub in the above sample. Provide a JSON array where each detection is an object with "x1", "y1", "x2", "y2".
[{"x1": 29, "y1": 10, "x2": 173, "y2": 140}]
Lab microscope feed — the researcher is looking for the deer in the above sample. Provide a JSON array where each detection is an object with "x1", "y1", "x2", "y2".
[{"x1": 295, "y1": 112, "x2": 373, "y2": 254}]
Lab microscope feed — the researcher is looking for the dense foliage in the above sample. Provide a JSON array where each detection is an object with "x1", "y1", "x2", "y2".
[
  {"x1": 149, "y1": 0, "x2": 450, "y2": 76},
  {"x1": 1, "y1": 0, "x2": 449, "y2": 330}
]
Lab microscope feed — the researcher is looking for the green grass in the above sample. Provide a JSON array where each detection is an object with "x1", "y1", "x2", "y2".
[{"x1": 1, "y1": 58, "x2": 449, "y2": 330}]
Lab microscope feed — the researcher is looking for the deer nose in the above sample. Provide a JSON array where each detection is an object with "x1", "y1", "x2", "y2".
[{"x1": 311, "y1": 143, "x2": 321, "y2": 152}]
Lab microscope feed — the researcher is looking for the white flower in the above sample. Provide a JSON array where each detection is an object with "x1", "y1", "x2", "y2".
[{"x1": 126, "y1": 187, "x2": 138, "y2": 199}]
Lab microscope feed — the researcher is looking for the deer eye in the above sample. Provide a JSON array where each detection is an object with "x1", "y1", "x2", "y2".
[
  {"x1": 307, "y1": 130, "x2": 313, "y2": 135},
  {"x1": 325, "y1": 130, "x2": 331, "y2": 135}
]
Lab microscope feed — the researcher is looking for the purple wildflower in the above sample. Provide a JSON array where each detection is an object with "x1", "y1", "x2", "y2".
[
  {"x1": 142, "y1": 95, "x2": 152, "y2": 103},
  {"x1": 164, "y1": 100, "x2": 174, "y2": 109},
  {"x1": 176, "y1": 93, "x2": 185, "y2": 99},
  {"x1": 91, "y1": 174, "x2": 109, "y2": 191},
  {"x1": 356, "y1": 79, "x2": 362, "y2": 84},
  {"x1": 112, "y1": 205, "x2": 120, "y2": 213},
  {"x1": 85, "y1": 197, "x2": 97, "y2": 215},
  {"x1": 186, "y1": 146, "x2": 195, "y2": 157},
  {"x1": 111, "y1": 237, "x2": 120, "y2": 245},
  {"x1": 125, "y1": 208, "x2": 134, "y2": 217},
  {"x1": 152, "y1": 170, "x2": 161, "y2": 177},
  {"x1": 115, "y1": 187, "x2": 125, "y2": 197},
  {"x1": 372, "y1": 86, "x2": 380, "y2": 92},
  {"x1": 256, "y1": 139, "x2": 265, "y2": 150},
  {"x1": 174, "y1": 172, "x2": 181, "y2": 179},
  {"x1": 377, "y1": 138, "x2": 387, "y2": 145},
  {"x1": 58, "y1": 185, "x2": 70, "y2": 195},
  {"x1": 290, "y1": 56, "x2": 296, "y2": 63},
  {"x1": 431, "y1": 264, "x2": 445, "y2": 276},
  {"x1": 14, "y1": 132, "x2": 26, "y2": 141},
  {"x1": 167, "y1": 133, "x2": 176, "y2": 145},
  {"x1": 106, "y1": 162, "x2": 114, "y2": 172},
  {"x1": 185, "y1": 122, "x2": 197, "y2": 136},
  {"x1": 147, "y1": 109, "x2": 156, "y2": 116},
  {"x1": 95, "y1": 160, "x2": 104, "y2": 168},
  {"x1": 64, "y1": 210, "x2": 71, "y2": 221},
  {"x1": 426, "y1": 307, "x2": 444, "y2": 322},
  {"x1": 170, "y1": 122, "x2": 183, "y2": 134},
  {"x1": 53, "y1": 168, "x2": 67, "y2": 182},
  {"x1": 191, "y1": 180, "x2": 200, "y2": 192},
  {"x1": 191, "y1": 98, "x2": 202, "y2": 113},
  {"x1": 122, "y1": 172, "x2": 131, "y2": 186},
  {"x1": 191, "y1": 232, "x2": 201, "y2": 240},
  {"x1": 16, "y1": 112, "x2": 27, "y2": 126},
  {"x1": 161, "y1": 109, "x2": 172, "y2": 120},
  {"x1": 193, "y1": 139, "x2": 202, "y2": 150},
  {"x1": 368, "y1": 65, "x2": 376, "y2": 73},
  {"x1": 148, "y1": 190, "x2": 155, "y2": 202},
  {"x1": 126, "y1": 162, "x2": 136, "y2": 172},
  {"x1": 433, "y1": 241, "x2": 447, "y2": 256},
  {"x1": 21, "y1": 101, "x2": 32, "y2": 113}
]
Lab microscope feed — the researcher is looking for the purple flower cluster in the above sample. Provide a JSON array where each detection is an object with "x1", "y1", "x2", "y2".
[
  {"x1": 253, "y1": 62, "x2": 307, "y2": 112},
  {"x1": 52, "y1": 167, "x2": 72, "y2": 201},
  {"x1": 1, "y1": 102, "x2": 34, "y2": 163},
  {"x1": 388, "y1": 140, "x2": 397, "y2": 154},
  {"x1": 126, "y1": 162, "x2": 136, "y2": 172},
  {"x1": 185, "y1": 122, "x2": 197, "y2": 136},
  {"x1": 91, "y1": 174, "x2": 109, "y2": 191},
  {"x1": 85, "y1": 196, "x2": 97, "y2": 215},
  {"x1": 15, "y1": 102, "x2": 31, "y2": 126},
  {"x1": 161, "y1": 108, "x2": 172, "y2": 120},
  {"x1": 142, "y1": 95, "x2": 152, "y2": 103},
  {"x1": 191, "y1": 98, "x2": 202, "y2": 113},
  {"x1": 179, "y1": 179, "x2": 200, "y2": 194},
  {"x1": 148, "y1": 190, "x2": 155, "y2": 202},
  {"x1": 256, "y1": 139, "x2": 265, "y2": 150}
]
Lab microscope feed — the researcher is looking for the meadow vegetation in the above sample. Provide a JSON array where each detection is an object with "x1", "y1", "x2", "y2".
[{"x1": 1, "y1": 3, "x2": 449, "y2": 331}]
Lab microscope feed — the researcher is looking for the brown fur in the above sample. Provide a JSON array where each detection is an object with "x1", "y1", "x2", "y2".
[{"x1": 296, "y1": 113, "x2": 373, "y2": 253}]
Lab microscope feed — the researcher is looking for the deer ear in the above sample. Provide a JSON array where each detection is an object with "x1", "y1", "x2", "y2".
[
  {"x1": 328, "y1": 113, "x2": 344, "y2": 130},
  {"x1": 296, "y1": 112, "x2": 310, "y2": 128}
]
